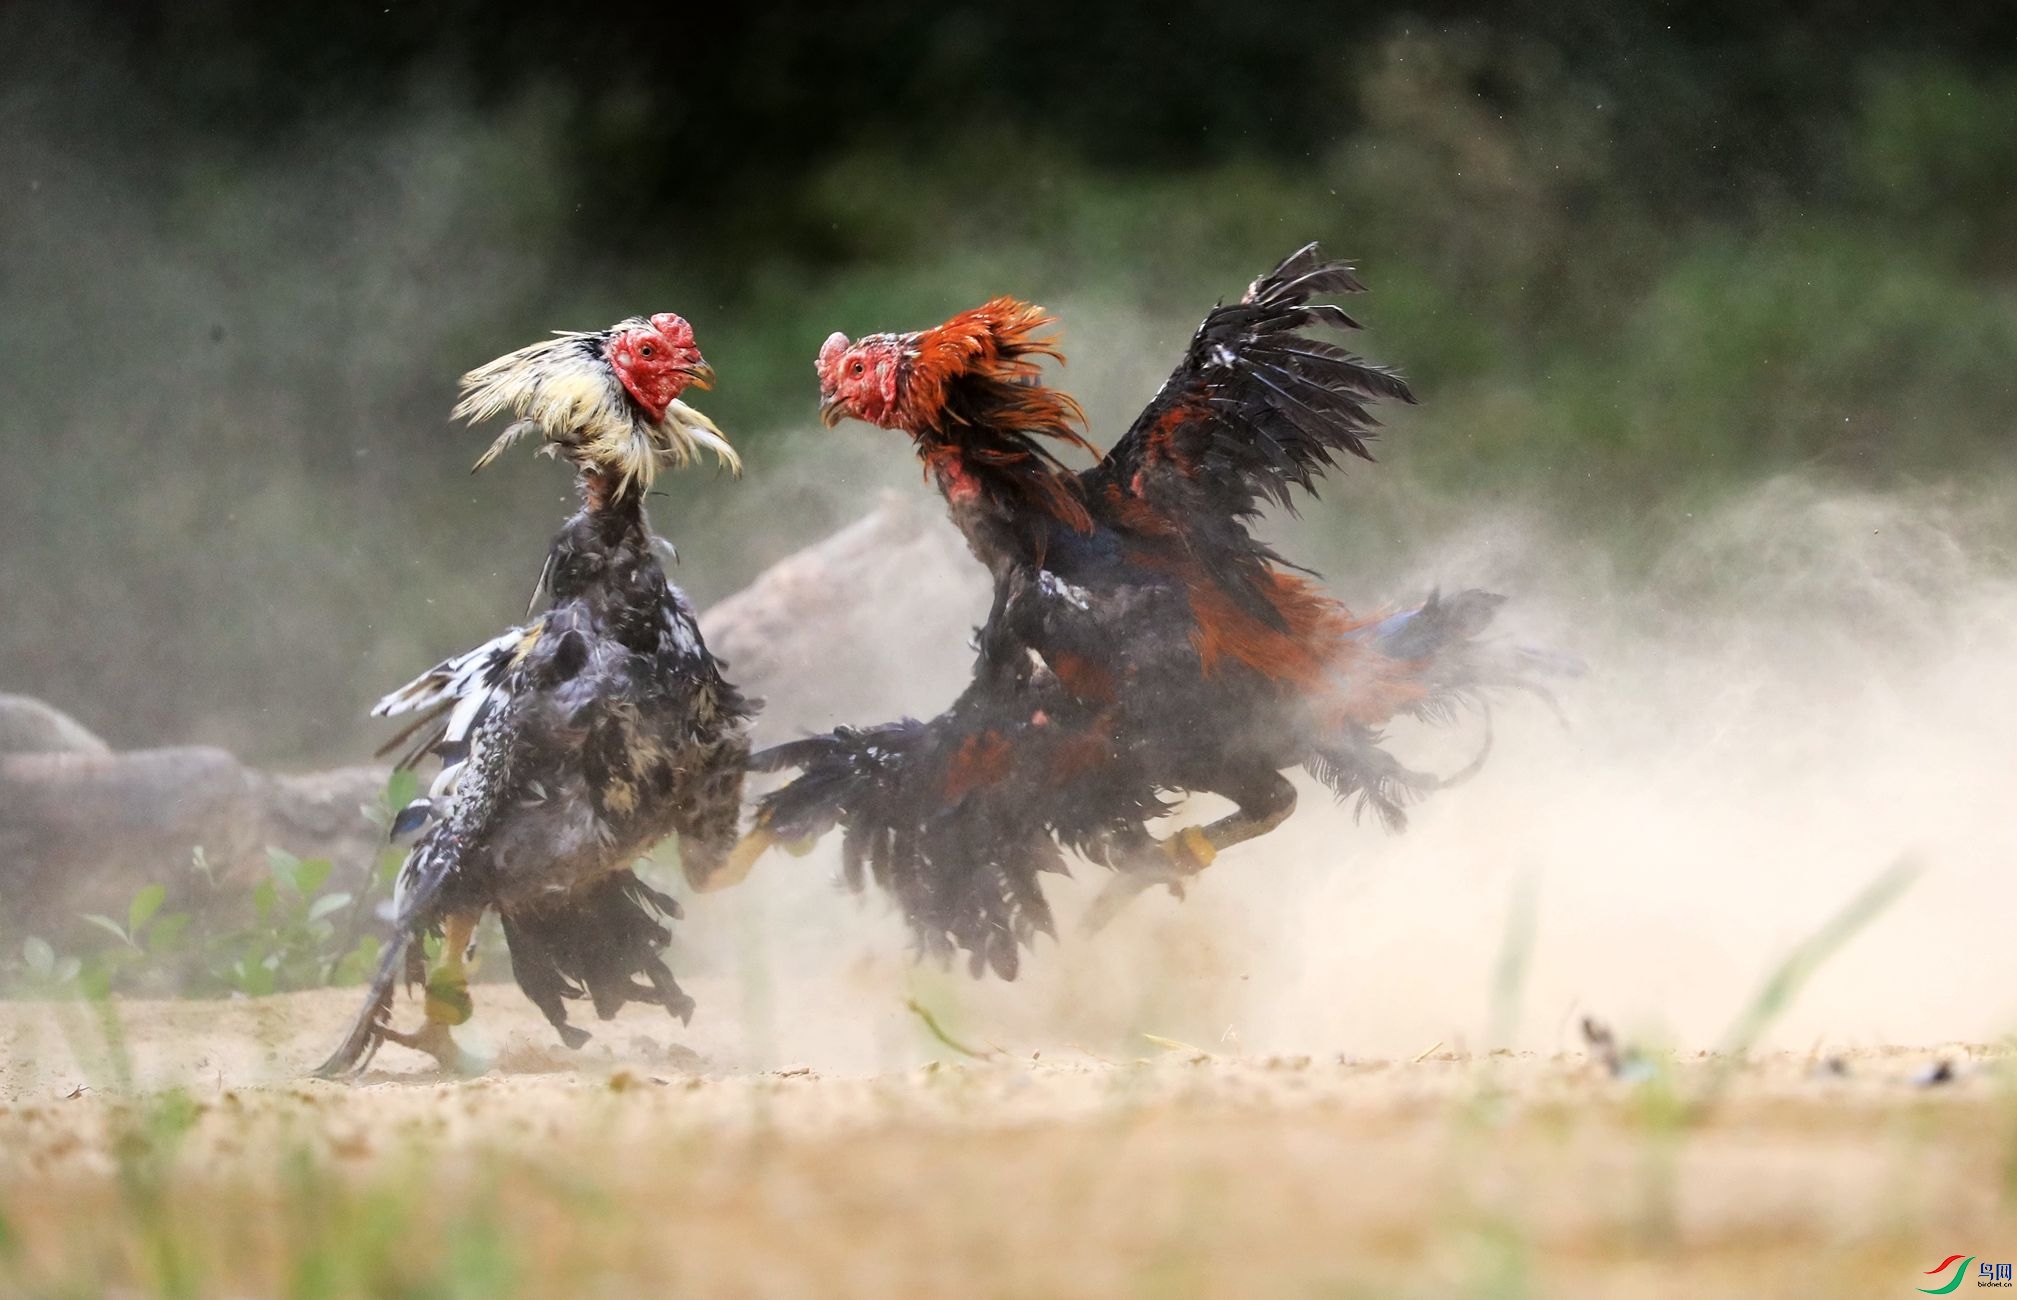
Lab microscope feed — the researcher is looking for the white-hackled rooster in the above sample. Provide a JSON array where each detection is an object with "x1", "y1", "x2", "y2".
[{"x1": 315, "y1": 312, "x2": 752, "y2": 1077}]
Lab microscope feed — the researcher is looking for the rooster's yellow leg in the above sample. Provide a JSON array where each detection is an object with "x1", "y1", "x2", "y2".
[
  {"x1": 1160, "y1": 773, "x2": 1299, "y2": 872},
  {"x1": 688, "y1": 820, "x2": 818, "y2": 893},
  {"x1": 1082, "y1": 773, "x2": 1298, "y2": 933},
  {"x1": 423, "y1": 912, "x2": 479, "y2": 1026},
  {"x1": 689, "y1": 827, "x2": 776, "y2": 893},
  {"x1": 369, "y1": 912, "x2": 483, "y2": 1074}
]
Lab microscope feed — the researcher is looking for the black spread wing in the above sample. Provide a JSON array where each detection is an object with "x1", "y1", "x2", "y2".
[{"x1": 1084, "y1": 244, "x2": 1415, "y2": 614}]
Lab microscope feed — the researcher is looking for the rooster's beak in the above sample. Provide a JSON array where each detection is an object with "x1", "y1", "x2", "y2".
[
  {"x1": 818, "y1": 393, "x2": 846, "y2": 428},
  {"x1": 682, "y1": 361, "x2": 716, "y2": 391}
]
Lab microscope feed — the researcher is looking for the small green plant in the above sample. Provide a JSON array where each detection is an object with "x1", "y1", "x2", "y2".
[
  {"x1": 0, "y1": 772, "x2": 412, "y2": 1002},
  {"x1": 212, "y1": 848, "x2": 365, "y2": 996},
  {"x1": 276, "y1": 1145, "x2": 523, "y2": 1300},
  {"x1": 72, "y1": 881, "x2": 190, "y2": 998},
  {"x1": 0, "y1": 957, "x2": 530, "y2": 1300},
  {"x1": 0, "y1": 1197, "x2": 19, "y2": 1267},
  {"x1": 1487, "y1": 870, "x2": 1541, "y2": 1053},
  {"x1": 323, "y1": 770, "x2": 417, "y2": 983},
  {"x1": 1615, "y1": 858, "x2": 1920, "y2": 1248},
  {"x1": 112, "y1": 1088, "x2": 207, "y2": 1300},
  {"x1": 1698, "y1": 858, "x2": 1920, "y2": 1112},
  {"x1": 17, "y1": 933, "x2": 82, "y2": 990}
]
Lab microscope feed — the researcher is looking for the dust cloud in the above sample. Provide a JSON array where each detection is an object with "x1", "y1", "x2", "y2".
[
  {"x1": 3, "y1": 39, "x2": 2006, "y2": 1069},
  {"x1": 681, "y1": 471, "x2": 2017, "y2": 1070}
]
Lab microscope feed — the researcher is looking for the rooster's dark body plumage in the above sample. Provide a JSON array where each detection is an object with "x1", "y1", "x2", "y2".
[
  {"x1": 726, "y1": 246, "x2": 1559, "y2": 977},
  {"x1": 316, "y1": 314, "x2": 748, "y2": 1076}
]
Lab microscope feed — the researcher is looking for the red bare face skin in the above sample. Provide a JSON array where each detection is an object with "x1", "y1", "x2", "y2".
[
  {"x1": 606, "y1": 312, "x2": 708, "y2": 421},
  {"x1": 816, "y1": 331, "x2": 909, "y2": 430}
]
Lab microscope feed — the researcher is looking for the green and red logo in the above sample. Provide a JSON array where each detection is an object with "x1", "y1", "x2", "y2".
[{"x1": 1919, "y1": 1256, "x2": 2014, "y2": 1293}]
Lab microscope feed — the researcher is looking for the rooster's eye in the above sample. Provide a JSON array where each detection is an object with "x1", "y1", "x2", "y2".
[
  {"x1": 850, "y1": 360, "x2": 864, "y2": 376},
  {"x1": 639, "y1": 343, "x2": 655, "y2": 358}
]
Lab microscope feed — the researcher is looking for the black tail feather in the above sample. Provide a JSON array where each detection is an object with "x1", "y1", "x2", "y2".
[
  {"x1": 499, "y1": 870, "x2": 692, "y2": 1047},
  {"x1": 750, "y1": 699, "x2": 1158, "y2": 979},
  {"x1": 311, "y1": 822, "x2": 470, "y2": 1078},
  {"x1": 311, "y1": 929, "x2": 412, "y2": 1078},
  {"x1": 1306, "y1": 587, "x2": 1577, "y2": 829},
  {"x1": 1306, "y1": 726, "x2": 1438, "y2": 833}
]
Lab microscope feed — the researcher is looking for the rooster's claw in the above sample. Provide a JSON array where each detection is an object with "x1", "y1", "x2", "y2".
[{"x1": 1080, "y1": 825, "x2": 1220, "y2": 934}]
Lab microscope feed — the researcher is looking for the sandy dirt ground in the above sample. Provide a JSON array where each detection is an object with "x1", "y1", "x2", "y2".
[
  {"x1": 3, "y1": 483, "x2": 2012, "y2": 1297},
  {"x1": 1, "y1": 981, "x2": 2012, "y2": 1300}
]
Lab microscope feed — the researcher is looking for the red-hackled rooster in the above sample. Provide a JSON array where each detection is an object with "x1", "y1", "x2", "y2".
[
  {"x1": 705, "y1": 245, "x2": 1560, "y2": 977},
  {"x1": 315, "y1": 312, "x2": 751, "y2": 1076}
]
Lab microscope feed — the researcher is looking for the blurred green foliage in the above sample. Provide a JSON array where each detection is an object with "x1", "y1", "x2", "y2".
[
  {"x1": 0, "y1": 8, "x2": 2010, "y2": 763},
  {"x1": 0, "y1": 776, "x2": 413, "y2": 1001},
  {"x1": 0, "y1": 996, "x2": 522, "y2": 1300}
]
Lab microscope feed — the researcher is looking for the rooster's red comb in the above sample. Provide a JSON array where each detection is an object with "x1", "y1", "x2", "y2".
[{"x1": 648, "y1": 313, "x2": 696, "y2": 350}]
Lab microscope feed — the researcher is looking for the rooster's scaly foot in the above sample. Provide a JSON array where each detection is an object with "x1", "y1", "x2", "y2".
[
  {"x1": 379, "y1": 1019, "x2": 485, "y2": 1076},
  {"x1": 1080, "y1": 825, "x2": 1220, "y2": 934},
  {"x1": 688, "y1": 826, "x2": 817, "y2": 893}
]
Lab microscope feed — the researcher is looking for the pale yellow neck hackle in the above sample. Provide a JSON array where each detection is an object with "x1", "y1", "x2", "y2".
[{"x1": 452, "y1": 329, "x2": 741, "y2": 490}]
